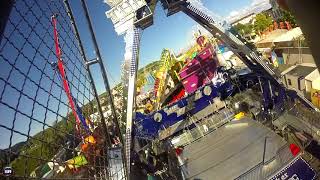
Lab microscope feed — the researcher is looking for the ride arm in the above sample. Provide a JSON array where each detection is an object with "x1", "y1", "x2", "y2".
[{"x1": 171, "y1": 0, "x2": 317, "y2": 111}]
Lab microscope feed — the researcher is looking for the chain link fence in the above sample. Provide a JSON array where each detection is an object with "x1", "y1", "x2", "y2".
[{"x1": 0, "y1": 0, "x2": 121, "y2": 179}]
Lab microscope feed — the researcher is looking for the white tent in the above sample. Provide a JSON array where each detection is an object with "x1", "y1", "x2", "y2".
[
  {"x1": 255, "y1": 27, "x2": 303, "y2": 48},
  {"x1": 255, "y1": 29, "x2": 288, "y2": 48},
  {"x1": 273, "y1": 27, "x2": 303, "y2": 43}
]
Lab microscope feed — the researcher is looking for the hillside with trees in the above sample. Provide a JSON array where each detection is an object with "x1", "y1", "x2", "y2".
[{"x1": 0, "y1": 101, "x2": 95, "y2": 176}]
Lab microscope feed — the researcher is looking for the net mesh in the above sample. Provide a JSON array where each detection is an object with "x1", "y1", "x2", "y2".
[{"x1": 0, "y1": 0, "x2": 111, "y2": 179}]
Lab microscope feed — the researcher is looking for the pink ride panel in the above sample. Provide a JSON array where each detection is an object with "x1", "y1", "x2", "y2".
[
  {"x1": 179, "y1": 58, "x2": 201, "y2": 79},
  {"x1": 198, "y1": 46, "x2": 214, "y2": 61},
  {"x1": 179, "y1": 46, "x2": 219, "y2": 94},
  {"x1": 182, "y1": 70, "x2": 207, "y2": 94}
]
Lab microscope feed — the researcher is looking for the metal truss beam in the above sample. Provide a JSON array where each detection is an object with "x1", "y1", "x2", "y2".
[
  {"x1": 176, "y1": 0, "x2": 317, "y2": 111},
  {"x1": 123, "y1": 26, "x2": 142, "y2": 178}
]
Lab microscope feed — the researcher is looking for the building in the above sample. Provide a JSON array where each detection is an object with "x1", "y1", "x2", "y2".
[
  {"x1": 100, "y1": 96, "x2": 107, "y2": 105},
  {"x1": 112, "y1": 89, "x2": 118, "y2": 96},
  {"x1": 104, "y1": 0, "x2": 122, "y2": 7},
  {"x1": 256, "y1": 27, "x2": 315, "y2": 66},
  {"x1": 113, "y1": 95, "x2": 123, "y2": 110},
  {"x1": 281, "y1": 64, "x2": 318, "y2": 99},
  {"x1": 269, "y1": 0, "x2": 283, "y2": 20},
  {"x1": 89, "y1": 109, "x2": 113, "y2": 125},
  {"x1": 281, "y1": 47, "x2": 315, "y2": 65},
  {"x1": 306, "y1": 70, "x2": 320, "y2": 108},
  {"x1": 263, "y1": 8, "x2": 274, "y2": 18},
  {"x1": 230, "y1": 13, "x2": 256, "y2": 26},
  {"x1": 273, "y1": 28, "x2": 314, "y2": 65}
]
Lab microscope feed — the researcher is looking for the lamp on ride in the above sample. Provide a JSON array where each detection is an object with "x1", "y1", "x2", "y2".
[{"x1": 289, "y1": 143, "x2": 301, "y2": 156}]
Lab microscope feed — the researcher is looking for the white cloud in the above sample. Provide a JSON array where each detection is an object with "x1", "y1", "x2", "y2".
[
  {"x1": 230, "y1": 10, "x2": 240, "y2": 17},
  {"x1": 188, "y1": 0, "x2": 224, "y2": 22},
  {"x1": 251, "y1": 0, "x2": 267, "y2": 6},
  {"x1": 226, "y1": 0, "x2": 271, "y2": 23},
  {"x1": 174, "y1": 24, "x2": 212, "y2": 55}
]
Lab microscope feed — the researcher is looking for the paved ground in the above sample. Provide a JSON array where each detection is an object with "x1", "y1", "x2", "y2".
[{"x1": 182, "y1": 118, "x2": 287, "y2": 180}]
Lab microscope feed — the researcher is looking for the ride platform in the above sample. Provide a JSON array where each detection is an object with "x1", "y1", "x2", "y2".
[{"x1": 180, "y1": 118, "x2": 292, "y2": 179}]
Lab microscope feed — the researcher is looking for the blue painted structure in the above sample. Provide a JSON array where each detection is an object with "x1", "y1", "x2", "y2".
[{"x1": 133, "y1": 82, "x2": 233, "y2": 139}]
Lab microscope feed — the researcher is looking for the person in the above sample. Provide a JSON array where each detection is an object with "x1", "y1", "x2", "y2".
[
  {"x1": 175, "y1": 146, "x2": 188, "y2": 179},
  {"x1": 145, "y1": 99, "x2": 153, "y2": 114},
  {"x1": 112, "y1": 136, "x2": 120, "y2": 146},
  {"x1": 203, "y1": 124, "x2": 209, "y2": 133}
]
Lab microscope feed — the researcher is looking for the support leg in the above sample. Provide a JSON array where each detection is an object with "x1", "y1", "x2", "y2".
[{"x1": 123, "y1": 26, "x2": 141, "y2": 177}]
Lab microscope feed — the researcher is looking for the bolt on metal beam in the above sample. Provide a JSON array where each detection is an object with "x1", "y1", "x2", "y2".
[{"x1": 86, "y1": 58, "x2": 99, "y2": 66}]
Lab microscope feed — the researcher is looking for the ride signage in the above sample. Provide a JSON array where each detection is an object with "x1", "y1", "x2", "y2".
[{"x1": 268, "y1": 156, "x2": 316, "y2": 180}]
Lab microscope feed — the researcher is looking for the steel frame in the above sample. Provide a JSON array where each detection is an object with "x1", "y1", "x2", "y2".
[
  {"x1": 112, "y1": 0, "x2": 320, "y2": 177},
  {"x1": 64, "y1": 0, "x2": 127, "y2": 178}
]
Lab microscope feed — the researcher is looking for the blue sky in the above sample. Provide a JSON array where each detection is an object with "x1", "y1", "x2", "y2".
[
  {"x1": 70, "y1": 0, "x2": 264, "y2": 94},
  {"x1": 0, "y1": 0, "x2": 269, "y2": 149}
]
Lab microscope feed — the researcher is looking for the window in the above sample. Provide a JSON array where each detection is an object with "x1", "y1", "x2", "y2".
[{"x1": 288, "y1": 79, "x2": 292, "y2": 86}]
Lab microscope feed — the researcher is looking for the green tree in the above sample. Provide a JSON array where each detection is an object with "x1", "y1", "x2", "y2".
[
  {"x1": 254, "y1": 13, "x2": 273, "y2": 34},
  {"x1": 234, "y1": 23, "x2": 253, "y2": 36},
  {"x1": 279, "y1": 10, "x2": 297, "y2": 27}
]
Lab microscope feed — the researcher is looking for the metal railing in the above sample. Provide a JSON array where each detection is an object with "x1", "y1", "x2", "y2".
[
  {"x1": 0, "y1": 0, "x2": 124, "y2": 179},
  {"x1": 171, "y1": 109, "x2": 234, "y2": 147},
  {"x1": 235, "y1": 144, "x2": 294, "y2": 180}
]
